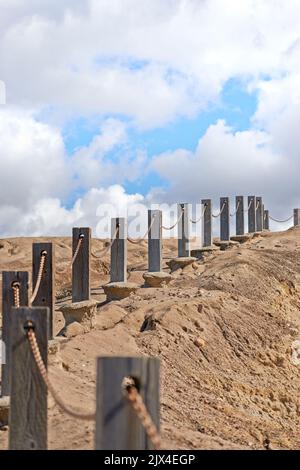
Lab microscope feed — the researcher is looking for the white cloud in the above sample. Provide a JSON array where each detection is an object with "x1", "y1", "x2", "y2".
[{"x1": 2, "y1": 0, "x2": 300, "y2": 127}]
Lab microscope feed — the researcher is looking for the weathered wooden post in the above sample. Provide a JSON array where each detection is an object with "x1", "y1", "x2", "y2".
[
  {"x1": 220, "y1": 197, "x2": 230, "y2": 242},
  {"x1": 178, "y1": 203, "x2": 190, "y2": 257},
  {"x1": 95, "y1": 357, "x2": 160, "y2": 450},
  {"x1": 1, "y1": 272, "x2": 28, "y2": 398},
  {"x1": 72, "y1": 227, "x2": 91, "y2": 303},
  {"x1": 248, "y1": 196, "x2": 256, "y2": 233},
  {"x1": 201, "y1": 199, "x2": 212, "y2": 247},
  {"x1": 236, "y1": 196, "x2": 244, "y2": 236},
  {"x1": 9, "y1": 307, "x2": 49, "y2": 450},
  {"x1": 256, "y1": 197, "x2": 263, "y2": 232},
  {"x1": 148, "y1": 210, "x2": 162, "y2": 272},
  {"x1": 294, "y1": 209, "x2": 300, "y2": 227},
  {"x1": 32, "y1": 243, "x2": 54, "y2": 339},
  {"x1": 111, "y1": 218, "x2": 127, "y2": 283},
  {"x1": 264, "y1": 210, "x2": 270, "y2": 230}
]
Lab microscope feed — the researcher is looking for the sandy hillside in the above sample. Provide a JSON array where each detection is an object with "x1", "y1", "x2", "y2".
[{"x1": 1, "y1": 228, "x2": 300, "y2": 450}]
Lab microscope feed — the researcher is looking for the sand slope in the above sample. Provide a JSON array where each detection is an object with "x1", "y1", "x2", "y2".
[{"x1": 1, "y1": 228, "x2": 300, "y2": 449}]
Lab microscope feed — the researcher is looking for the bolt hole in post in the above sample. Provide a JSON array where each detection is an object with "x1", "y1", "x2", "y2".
[
  {"x1": 23, "y1": 320, "x2": 35, "y2": 333},
  {"x1": 122, "y1": 376, "x2": 141, "y2": 394}
]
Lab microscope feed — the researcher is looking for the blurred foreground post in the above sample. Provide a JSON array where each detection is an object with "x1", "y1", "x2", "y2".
[
  {"x1": 95, "y1": 356, "x2": 160, "y2": 450},
  {"x1": 9, "y1": 307, "x2": 48, "y2": 450}
]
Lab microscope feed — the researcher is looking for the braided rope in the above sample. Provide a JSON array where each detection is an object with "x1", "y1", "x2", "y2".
[
  {"x1": 269, "y1": 214, "x2": 294, "y2": 223},
  {"x1": 212, "y1": 202, "x2": 226, "y2": 219},
  {"x1": 190, "y1": 204, "x2": 207, "y2": 224},
  {"x1": 12, "y1": 282, "x2": 20, "y2": 308},
  {"x1": 230, "y1": 200, "x2": 241, "y2": 217},
  {"x1": 244, "y1": 199, "x2": 253, "y2": 213},
  {"x1": 255, "y1": 200, "x2": 260, "y2": 211},
  {"x1": 91, "y1": 226, "x2": 119, "y2": 258},
  {"x1": 127, "y1": 215, "x2": 156, "y2": 245},
  {"x1": 162, "y1": 209, "x2": 184, "y2": 231},
  {"x1": 57, "y1": 235, "x2": 84, "y2": 275},
  {"x1": 30, "y1": 251, "x2": 47, "y2": 305},
  {"x1": 26, "y1": 324, "x2": 95, "y2": 421},
  {"x1": 125, "y1": 383, "x2": 161, "y2": 450}
]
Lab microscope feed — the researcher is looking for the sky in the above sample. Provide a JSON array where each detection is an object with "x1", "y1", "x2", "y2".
[{"x1": 1, "y1": 0, "x2": 300, "y2": 236}]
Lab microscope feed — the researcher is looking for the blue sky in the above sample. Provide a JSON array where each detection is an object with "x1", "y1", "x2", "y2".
[{"x1": 1, "y1": 0, "x2": 300, "y2": 236}]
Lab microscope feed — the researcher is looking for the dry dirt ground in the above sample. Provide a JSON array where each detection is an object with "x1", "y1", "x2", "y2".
[{"x1": 1, "y1": 228, "x2": 300, "y2": 450}]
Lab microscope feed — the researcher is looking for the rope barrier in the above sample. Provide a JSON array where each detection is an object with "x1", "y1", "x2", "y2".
[
  {"x1": 269, "y1": 214, "x2": 294, "y2": 223},
  {"x1": 124, "y1": 378, "x2": 161, "y2": 450},
  {"x1": 57, "y1": 234, "x2": 84, "y2": 274},
  {"x1": 12, "y1": 282, "x2": 20, "y2": 308},
  {"x1": 190, "y1": 204, "x2": 207, "y2": 224},
  {"x1": 212, "y1": 202, "x2": 226, "y2": 218},
  {"x1": 91, "y1": 226, "x2": 119, "y2": 258},
  {"x1": 127, "y1": 215, "x2": 156, "y2": 245},
  {"x1": 30, "y1": 251, "x2": 47, "y2": 305},
  {"x1": 26, "y1": 323, "x2": 96, "y2": 421},
  {"x1": 162, "y1": 209, "x2": 184, "y2": 231},
  {"x1": 244, "y1": 199, "x2": 253, "y2": 213},
  {"x1": 255, "y1": 200, "x2": 260, "y2": 211},
  {"x1": 230, "y1": 200, "x2": 241, "y2": 217}
]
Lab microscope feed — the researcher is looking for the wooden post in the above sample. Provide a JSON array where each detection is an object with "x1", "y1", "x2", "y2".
[
  {"x1": 236, "y1": 196, "x2": 244, "y2": 236},
  {"x1": 294, "y1": 209, "x2": 300, "y2": 227},
  {"x1": 95, "y1": 356, "x2": 160, "y2": 450},
  {"x1": 220, "y1": 197, "x2": 230, "y2": 241},
  {"x1": 248, "y1": 196, "x2": 256, "y2": 233},
  {"x1": 1, "y1": 272, "x2": 28, "y2": 398},
  {"x1": 32, "y1": 243, "x2": 54, "y2": 339},
  {"x1": 111, "y1": 218, "x2": 127, "y2": 282},
  {"x1": 72, "y1": 227, "x2": 91, "y2": 303},
  {"x1": 264, "y1": 210, "x2": 270, "y2": 230},
  {"x1": 9, "y1": 307, "x2": 49, "y2": 450},
  {"x1": 201, "y1": 199, "x2": 212, "y2": 247},
  {"x1": 256, "y1": 197, "x2": 263, "y2": 232},
  {"x1": 148, "y1": 210, "x2": 162, "y2": 272},
  {"x1": 178, "y1": 203, "x2": 190, "y2": 257}
]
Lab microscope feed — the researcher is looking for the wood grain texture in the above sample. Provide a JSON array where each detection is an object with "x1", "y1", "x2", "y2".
[
  {"x1": 220, "y1": 197, "x2": 230, "y2": 241},
  {"x1": 236, "y1": 196, "x2": 244, "y2": 236},
  {"x1": 72, "y1": 227, "x2": 91, "y2": 302},
  {"x1": 248, "y1": 196, "x2": 256, "y2": 233},
  {"x1": 294, "y1": 209, "x2": 300, "y2": 227},
  {"x1": 201, "y1": 199, "x2": 212, "y2": 247},
  {"x1": 9, "y1": 307, "x2": 49, "y2": 450},
  {"x1": 178, "y1": 203, "x2": 190, "y2": 257},
  {"x1": 110, "y1": 218, "x2": 127, "y2": 283},
  {"x1": 148, "y1": 210, "x2": 162, "y2": 272},
  {"x1": 32, "y1": 243, "x2": 54, "y2": 339},
  {"x1": 95, "y1": 356, "x2": 160, "y2": 450},
  {"x1": 1, "y1": 271, "x2": 28, "y2": 398}
]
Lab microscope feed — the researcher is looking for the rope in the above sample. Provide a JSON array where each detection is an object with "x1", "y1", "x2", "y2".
[
  {"x1": 12, "y1": 282, "x2": 20, "y2": 308},
  {"x1": 30, "y1": 251, "x2": 47, "y2": 305},
  {"x1": 190, "y1": 204, "x2": 207, "y2": 224},
  {"x1": 57, "y1": 234, "x2": 84, "y2": 274},
  {"x1": 255, "y1": 200, "x2": 260, "y2": 211},
  {"x1": 127, "y1": 215, "x2": 156, "y2": 245},
  {"x1": 230, "y1": 200, "x2": 241, "y2": 217},
  {"x1": 124, "y1": 380, "x2": 161, "y2": 450},
  {"x1": 244, "y1": 199, "x2": 253, "y2": 213},
  {"x1": 212, "y1": 202, "x2": 226, "y2": 218},
  {"x1": 162, "y1": 209, "x2": 184, "y2": 231},
  {"x1": 91, "y1": 226, "x2": 119, "y2": 258},
  {"x1": 269, "y1": 214, "x2": 294, "y2": 223},
  {"x1": 26, "y1": 323, "x2": 95, "y2": 421}
]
